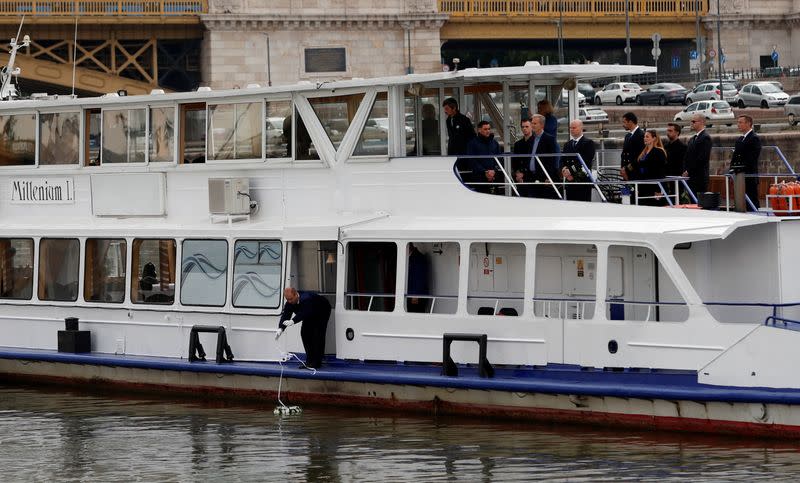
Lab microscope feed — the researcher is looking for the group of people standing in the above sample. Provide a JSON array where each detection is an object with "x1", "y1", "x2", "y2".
[
  {"x1": 621, "y1": 111, "x2": 762, "y2": 209},
  {"x1": 447, "y1": 97, "x2": 596, "y2": 201}
]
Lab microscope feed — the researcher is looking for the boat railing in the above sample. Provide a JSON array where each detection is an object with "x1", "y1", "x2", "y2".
[
  {"x1": 605, "y1": 299, "x2": 689, "y2": 322},
  {"x1": 533, "y1": 296, "x2": 595, "y2": 319},
  {"x1": 764, "y1": 315, "x2": 800, "y2": 330},
  {"x1": 345, "y1": 292, "x2": 395, "y2": 311},
  {"x1": 466, "y1": 295, "x2": 524, "y2": 316},
  {"x1": 403, "y1": 294, "x2": 458, "y2": 314}
]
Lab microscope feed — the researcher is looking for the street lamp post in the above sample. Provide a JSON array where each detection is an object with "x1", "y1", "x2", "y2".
[
  {"x1": 716, "y1": 0, "x2": 723, "y2": 89},
  {"x1": 624, "y1": 0, "x2": 631, "y2": 65},
  {"x1": 694, "y1": 0, "x2": 702, "y2": 81},
  {"x1": 558, "y1": 0, "x2": 564, "y2": 64}
]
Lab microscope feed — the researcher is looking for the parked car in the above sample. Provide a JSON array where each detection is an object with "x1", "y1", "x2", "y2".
[
  {"x1": 593, "y1": 82, "x2": 641, "y2": 105},
  {"x1": 577, "y1": 83, "x2": 595, "y2": 104},
  {"x1": 697, "y1": 76, "x2": 740, "y2": 88},
  {"x1": 784, "y1": 94, "x2": 800, "y2": 125},
  {"x1": 734, "y1": 81, "x2": 789, "y2": 108},
  {"x1": 674, "y1": 101, "x2": 734, "y2": 126},
  {"x1": 636, "y1": 83, "x2": 688, "y2": 105},
  {"x1": 559, "y1": 89, "x2": 586, "y2": 106},
  {"x1": 558, "y1": 107, "x2": 609, "y2": 125},
  {"x1": 685, "y1": 82, "x2": 738, "y2": 105}
]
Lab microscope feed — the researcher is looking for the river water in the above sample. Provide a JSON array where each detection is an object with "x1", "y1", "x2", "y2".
[{"x1": 1, "y1": 383, "x2": 800, "y2": 482}]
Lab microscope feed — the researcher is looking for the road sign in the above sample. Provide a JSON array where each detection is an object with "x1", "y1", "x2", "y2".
[
  {"x1": 623, "y1": 46, "x2": 631, "y2": 55},
  {"x1": 708, "y1": 49, "x2": 716, "y2": 58},
  {"x1": 772, "y1": 51, "x2": 779, "y2": 62},
  {"x1": 689, "y1": 50, "x2": 698, "y2": 60}
]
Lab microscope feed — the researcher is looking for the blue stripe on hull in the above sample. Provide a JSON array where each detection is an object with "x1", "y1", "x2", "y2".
[{"x1": 1, "y1": 347, "x2": 799, "y2": 405}]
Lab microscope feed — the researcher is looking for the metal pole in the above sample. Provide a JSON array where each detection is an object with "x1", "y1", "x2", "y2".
[
  {"x1": 716, "y1": 0, "x2": 723, "y2": 89},
  {"x1": 558, "y1": 1, "x2": 564, "y2": 64},
  {"x1": 694, "y1": 0, "x2": 701, "y2": 81},
  {"x1": 624, "y1": 0, "x2": 631, "y2": 65}
]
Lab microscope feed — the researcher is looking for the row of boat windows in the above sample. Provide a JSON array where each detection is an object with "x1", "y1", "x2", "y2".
[
  {"x1": 0, "y1": 92, "x2": 404, "y2": 167},
  {"x1": 0, "y1": 238, "x2": 282, "y2": 308}
]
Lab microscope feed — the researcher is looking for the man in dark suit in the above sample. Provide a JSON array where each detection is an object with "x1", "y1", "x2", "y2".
[
  {"x1": 664, "y1": 123, "x2": 687, "y2": 177},
  {"x1": 621, "y1": 112, "x2": 644, "y2": 169},
  {"x1": 682, "y1": 114, "x2": 712, "y2": 195},
  {"x1": 620, "y1": 112, "x2": 644, "y2": 170},
  {"x1": 512, "y1": 114, "x2": 560, "y2": 198},
  {"x1": 560, "y1": 119, "x2": 596, "y2": 201},
  {"x1": 466, "y1": 121, "x2": 503, "y2": 194},
  {"x1": 277, "y1": 287, "x2": 332, "y2": 369},
  {"x1": 443, "y1": 97, "x2": 474, "y2": 156},
  {"x1": 731, "y1": 114, "x2": 762, "y2": 210}
]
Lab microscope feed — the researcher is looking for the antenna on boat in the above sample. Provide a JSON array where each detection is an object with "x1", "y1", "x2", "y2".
[
  {"x1": 71, "y1": 16, "x2": 78, "y2": 97},
  {"x1": 0, "y1": 16, "x2": 29, "y2": 100}
]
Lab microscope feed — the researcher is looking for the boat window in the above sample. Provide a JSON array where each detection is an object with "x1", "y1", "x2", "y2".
[
  {"x1": 288, "y1": 241, "x2": 337, "y2": 308},
  {"x1": 0, "y1": 238, "x2": 33, "y2": 300},
  {"x1": 131, "y1": 239, "x2": 176, "y2": 305},
  {"x1": 534, "y1": 243, "x2": 597, "y2": 320},
  {"x1": 207, "y1": 102, "x2": 262, "y2": 161},
  {"x1": 85, "y1": 109, "x2": 101, "y2": 166},
  {"x1": 265, "y1": 99, "x2": 291, "y2": 159},
  {"x1": 38, "y1": 238, "x2": 79, "y2": 302},
  {"x1": 149, "y1": 107, "x2": 175, "y2": 163},
  {"x1": 403, "y1": 89, "x2": 417, "y2": 156},
  {"x1": 310, "y1": 93, "x2": 365, "y2": 151},
  {"x1": 232, "y1": 240, "x2": 282, "y2": 309},
  {"x1": 180, "y1": 103, "x2": 206, "y2": 164},
  {"x1": 353, "y1": 92, "x2": 388, "y2": 157},
  {"x1": 346, "y1": 241, "x2": 396, "y2": 312},
  {"x1": 84, "y1": 238, "x2": 127, "y2": 304},
  {"x1": 405, "y1": 242, "x2": 458, "y2": 315},
  {"x1": 468, "y1": 242, "x2": 524, "y2": 316},
  {"x1": 293, "y1": 107, "x2": 319, "y2": 161},
  {"x1": 180, "y1": 239, "x2": 228, "y2": 307},
  {"x1": 0, "y1": 113, "x2": 35, "y2": 166},
  {"x1": 102, "y1": 108, "x2": 147, "y2": 164},
  {"x1": 607, "y1": 245, "x2": 688, "y2": 322},
  {"x1": 39, "y1": 112, "x2": 79, "y2": 165},
  {"x1": 418, "y1": 91, "x2": 441, "y2": 156}
]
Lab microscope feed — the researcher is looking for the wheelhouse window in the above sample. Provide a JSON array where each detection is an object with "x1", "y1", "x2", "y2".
[
  {"x1": 407, "y1": 90, "x2": 441, "y2": 156},
  {"x1": 405, "y1": 242, "x2": 458, "y2": 314},
  {"x1": 0, "y1": 113, "x2": 35, "y2": 166},
  {"x1": 310, "y1": 93, "x2": 365, "y2": 151},
  {"x1": 180, "y1": 103, "x2": 206, "y2": 164},
  {"x1": 149, "y1": 107, "x2": 175, "y2": 163},
  {"x1": 85, "y1": 108, "x2": 101, "y2": 166},
  {"x1": 346, "y1": 241, "x2": 396, "y2": 312},
  {"x1": 293, "y1": 107, "x2": 318, "y2": 161},
  {"x1": 0, "y1": 238, "x2": 33, "y2": 300},
  {"x1": 181, "y1": 239, "x2": 228, "y2": 307},
  {"x1": 132, "y1": 239, "x2": 176, "y2": 304},
  {"x1": 39, "y1": 112, "x2": 79, "y2": 165},
  {"x1": 353, "y1": 92, "x2": 388, "y2": 157},
  {"x1": 468, "y1": 242, "x2": 524, "y2": 316},
  {"x1": 84, "y1": 238, "x2": 126, "y2": 303},
  {"x1": 232, "y1": 240, "x2": 282, "y2": 309},
  {"x1": 207, "y1": 102, "x2": 262, "y2": 161},
  {"x1": 266, "y1": 99, "x2": 291, "y2": 159},
  {"x1": 607, "y1": 245, "x2": 688, "y2": 322},
  {"x1": 102, "y1": 108, "x2": 147, "y2": 164},
  {"x1": 38, "y1": 238, "x2": 79, "y2": 302},
  {"x1": 534, "y1": 243, "x2": 597, "y2": 319}
]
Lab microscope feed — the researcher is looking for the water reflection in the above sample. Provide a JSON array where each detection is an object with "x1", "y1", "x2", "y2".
[{"x1": 1, "y1": 384, "x2": 800, "y2": 481}]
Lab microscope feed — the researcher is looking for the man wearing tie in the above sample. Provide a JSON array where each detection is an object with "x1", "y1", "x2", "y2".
[
  {"x1": 731, "y1": 114, "x2": 762, "y2": 210},
  {"x1": 682, "y1": 114, "x2": 712, "y2": 195},
  {"x1": 512, "y1": 115, "x2": 559, "y2": 198},
  {"x1": 561, "y1": 119, "x2": 596, "y2": 201},
  {"x1": 621, "y1": 112, "x2": 644, "y2": 171}
]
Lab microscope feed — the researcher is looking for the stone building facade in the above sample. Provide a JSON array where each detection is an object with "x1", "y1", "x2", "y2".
[{"x1": 201, "y1": 0, "x2": 446, "y2": 88}]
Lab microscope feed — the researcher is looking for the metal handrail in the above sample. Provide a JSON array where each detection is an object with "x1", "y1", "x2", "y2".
[
  {"x1": 404, "y1": 294, "x2": 457, "y2": 314},
  {"x1": 438, "y1": 0, "x2": 708, "y2": 17},
  {"x1": 0, "y1": 0, "x2": 207, "y2": 15},
  {"x1": 345, "y1": 291, "x2": 395, "y2": 311}
]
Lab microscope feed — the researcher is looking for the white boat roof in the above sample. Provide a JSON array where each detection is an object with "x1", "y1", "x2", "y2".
[{"x1": 0, "y1": 63, "x2": 656, "y2": 110}]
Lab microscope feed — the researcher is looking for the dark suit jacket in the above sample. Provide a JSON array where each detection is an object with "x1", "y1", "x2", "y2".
[
  {"x1": 621, "y1": 127, "x2": 644, "y2": 168},
  {"x1": 664, "y1": 138, "x2": 687, "y2": 177},
  {"x1": 684, "y1": 130, "x2": 712, "y2": 194},
  {"x1": 445, "y1": 112, "x2": 475, "y2": 155},
  {"x1": 511, "y1": 132, "x2": 559, "y2": 183},
  {"x1": 561, "y1": 136, "x2": 596, "y2": 201},
  {"x1": 731, "y1": 130, "x2": 762, "y2": 208},
  {"x1": 278, "y1": 291, "x2": 331, "y2": 329}
]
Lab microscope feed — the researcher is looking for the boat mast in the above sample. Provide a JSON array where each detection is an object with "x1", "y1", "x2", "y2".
[{"x1": 0, "y1": 17, "x2": 30, "y2": 100}]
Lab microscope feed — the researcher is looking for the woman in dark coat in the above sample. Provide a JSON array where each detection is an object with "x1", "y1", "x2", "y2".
[{"x1": 621, "y1": 129, "x2": 667, "y2": 206}]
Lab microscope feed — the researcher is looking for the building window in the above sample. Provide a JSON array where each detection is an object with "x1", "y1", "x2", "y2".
[
  {"x1": 346, "y1": 241, "x2": 396, "y2": 312},
  {"x1": 304, "y1": 47, "x2": 346, "y2": 73},
  {"x1": 0, "y1": 238, "x2": 33, "y2": 300},
  {"x1": 38, "y1": 238, "x2": 80, "y2": 302},
  {"x1": 207, "y1": 102, "x2": 262, "y2": 160},
  {"x1": 102, "y1": 108, "x2": 147, "y2": 164},
  {"x1": 232, "y1": 240, "x2": 282, "y2": 309},
  {"x1": 149, "y1": 107, "x2": 175, "y2": 163},
  {"x1": 468, "y1": 242, "x2": 525, "y2": 316},
  {"x1": 39, "y1": 112, "x2": 80, "y2": 165},
  {"x1": 181, "y1": 239, "x2": 228, "y2": 307},
  {"x1": 131, "y1": 239, "x2": 176, "y2": 304},
  {"x1": 84, "y1": 239, "x2": 127, "y2": 303},
  {"x1": 0, "y1": 113, "x2": 35, "y2": 166}
]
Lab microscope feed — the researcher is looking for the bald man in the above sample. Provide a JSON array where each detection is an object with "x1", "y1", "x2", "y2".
[
  {"x1": 560, "y1": 119, "x2": 596, "y2": 201},
  {"x1": 278, "y1": 287, "x2": 331, "y2": 369}
]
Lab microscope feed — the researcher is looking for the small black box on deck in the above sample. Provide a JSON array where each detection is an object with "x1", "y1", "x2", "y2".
[
  {"x1": 58, "y1": 330, "x2": 91, "y2": 353},
  {"x1": 65, "y1": 317, "x2": 79, "y2": 331}
]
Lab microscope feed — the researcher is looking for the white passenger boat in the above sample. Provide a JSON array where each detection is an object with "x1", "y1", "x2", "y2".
[{"x1": 2, "y1": 62, "x2": 800, "y2": 437}]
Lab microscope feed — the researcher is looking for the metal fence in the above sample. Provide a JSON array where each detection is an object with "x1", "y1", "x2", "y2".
[{"x1": 0, "y1": 0, "x2": 206, "y2": 15}]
